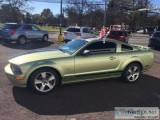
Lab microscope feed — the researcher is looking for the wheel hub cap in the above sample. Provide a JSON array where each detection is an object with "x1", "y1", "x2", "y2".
[
  {"x1": 127, "y1": 66, "x2": 140, "y2": 82},
  {"x1": 34, "y1": 72, "x2": 56, "y2": 92}
]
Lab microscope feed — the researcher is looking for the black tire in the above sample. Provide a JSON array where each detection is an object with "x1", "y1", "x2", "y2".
[
  {"x1": 122, "y1": 63, "x2": 141, "y2": 83},
  {"x1": 17, "y1": 36, "x2": 26, "y2": 45},
  {"x1": 42, "y1": 35, "x2": 48, "y2": 42},
  {"x1": 28, "y1": 68, "x2": 60, "y2": 94}
]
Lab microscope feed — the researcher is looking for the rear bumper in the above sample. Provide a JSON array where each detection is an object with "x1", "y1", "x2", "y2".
[{"x1": 0, "y1": 36, "x2": 17, "y2": 42}]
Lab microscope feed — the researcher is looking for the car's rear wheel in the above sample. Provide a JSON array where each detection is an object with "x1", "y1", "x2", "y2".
[
  {"x1": 18, "y1": 36, "x2": 26, "y2": 45},
  {"x1": 29, "y1": 68, "x2": 60, "y2": 94},
  {"x1": 42, "y1": 35, "x2": 48, "y2": 42},
  {"x1": 122, "y1": 63, "x2": 141, "y2": 83}
]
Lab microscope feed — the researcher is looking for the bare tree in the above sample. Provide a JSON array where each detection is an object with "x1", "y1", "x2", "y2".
[
  {"x1": 2, "y1": 0, "x2": 32, "y2": 12},
  {"x1": 0, "y1": 0, "x2": 32, "y2": 22},
  {"x1": 65, "y1": 0, "x2": 89, "y2": 26},
  {"x1": 41, "y1": 8, "x2": 54, "y2": 24}
]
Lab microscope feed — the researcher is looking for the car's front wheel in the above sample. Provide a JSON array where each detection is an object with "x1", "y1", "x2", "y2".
[
  {"x1": 29, "y1": 68, "x2": 60, "y2": 94},
  {"x1": 122, "y1": 63, "x2": 141, "y2": 83},
  {"x1": 42, "y1": 35, "x2": 48, "y2": 42}
]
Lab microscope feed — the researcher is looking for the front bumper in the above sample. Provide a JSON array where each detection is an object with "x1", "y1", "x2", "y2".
[{"x1": 4, "y1": 64, "x2": 27, "y2": 87}]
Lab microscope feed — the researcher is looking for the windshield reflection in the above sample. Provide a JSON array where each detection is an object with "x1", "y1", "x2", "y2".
[{"x1": 58, "y1": 39, "x2": 88, "y2": 55}]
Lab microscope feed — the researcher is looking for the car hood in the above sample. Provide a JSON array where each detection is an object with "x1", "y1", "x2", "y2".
[{"x1": 9, "y1": 49, "x2": 70, "y2": 65}]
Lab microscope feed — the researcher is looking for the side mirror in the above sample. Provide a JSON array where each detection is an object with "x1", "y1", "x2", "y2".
[{"x1": 82, "y1": 50, "x2": 91, "y2": 56}]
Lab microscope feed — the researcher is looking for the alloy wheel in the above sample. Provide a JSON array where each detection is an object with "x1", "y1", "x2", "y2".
[
  {"x1": 19, "y1": 37, "x2": 26, "y2": 44},
  {"x1": 127, "y1": 66, "x2": 140, "y2": 82},
  {"x1": 34, "y1": 72, "x2": 56, "y2": 92}
]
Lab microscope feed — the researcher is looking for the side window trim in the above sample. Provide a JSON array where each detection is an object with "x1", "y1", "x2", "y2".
[
  {"x1": 121, "y1": 44, "x2": 133, "y2": 51},
  {"x1": 83, "y1": 41, "x2": 117, "y2": 55}
]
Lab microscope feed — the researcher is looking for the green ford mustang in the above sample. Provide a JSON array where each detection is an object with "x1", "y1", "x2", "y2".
[{"x1": 5, "y1": 38, "x2": 154, "y2": 94}]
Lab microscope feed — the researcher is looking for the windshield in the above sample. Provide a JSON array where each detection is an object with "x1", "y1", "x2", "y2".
[{"x1": 58, "y1": 39, "x2": 88, "y2": 54}]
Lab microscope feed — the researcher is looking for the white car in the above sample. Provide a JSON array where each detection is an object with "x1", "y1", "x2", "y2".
[
  {"x1": 64, "y1": 26, "x2": 95, "y2": 42},
  {"x1": 137, "y1": 29, "x2": 144, "y2": 34}
]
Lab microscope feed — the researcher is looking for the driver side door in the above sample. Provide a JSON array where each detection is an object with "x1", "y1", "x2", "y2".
[{"x1": 74, "y1": 41, "x2": 120, "y2": 80}]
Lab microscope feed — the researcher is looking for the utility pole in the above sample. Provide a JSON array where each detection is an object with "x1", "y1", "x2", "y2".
[
  {"x1": 103, "y1": 0, "x2": 107, "y2": 26},
  {"x1": 60, "y1": 0, "x2": 62, "y2": 35},
  {"x1": 58, "y1": 0, "x2": 63, "y2": 41}
]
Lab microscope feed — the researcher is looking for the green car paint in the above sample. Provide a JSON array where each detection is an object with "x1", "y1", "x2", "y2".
[{"x1": 5, "y1": 38, "x2": 154, "y2": 87}]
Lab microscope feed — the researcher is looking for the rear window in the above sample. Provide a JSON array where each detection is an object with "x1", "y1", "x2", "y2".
[
  {"x1": 110, "y1": 31, "x2": 123, "y2": 36},
  {"x1": 3, "y1": 24, "x2": 21, "y2": 29},
  {"x1": 121, "y1": 44, "x2": 133, "y2": 51},
  {"x1": 66, "y1": 28, "x2": 80, "y2": 32}
]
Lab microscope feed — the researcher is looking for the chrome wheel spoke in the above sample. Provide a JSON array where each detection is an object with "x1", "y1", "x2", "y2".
[
  {"x1": 128, "y1": 69, "x2": 132, "y2": 73},
  {"x1": 48, "y1": 75, "x2": 55, "y2": 81},
  {"x1": 40, "y1": 84, "x2": 46, "y2": 91},
  {"x1": 127, "y1": 74, "x2": 132, "y2": 80},
  {"x1": 133, "y1": 66, "x2": 138, "y2": 72},
  {"x1": 41, "y1": 72, "x2": 46, "y2": 79},
  {"x1": 132, "y1": 75, "x2": 137, "y2": 81},
  {"x1": 46, "y1": 83, "x2": 53, "y2": 89},
  {"x1": 133, "y1": 73, "x2": 139, "y2": 80},
  {"x1": 35, "y1": 79, "x2": 43, "y2": 85},
  {"x1": 134, "y1": 72, "x2": 139, "y2": 76}
]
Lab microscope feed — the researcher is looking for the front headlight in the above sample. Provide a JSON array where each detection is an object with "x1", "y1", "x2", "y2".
[{"x1": 10, "y1": 63, "x2": 22, "y2": 74}]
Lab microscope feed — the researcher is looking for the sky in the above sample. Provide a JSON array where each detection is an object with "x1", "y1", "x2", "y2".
[{"x1": 29, "y1": 0, "x2": 160, "y2": 15}]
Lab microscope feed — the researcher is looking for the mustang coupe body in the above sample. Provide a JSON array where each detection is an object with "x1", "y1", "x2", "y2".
[{"x1": 5, "y1": 38, "x2": 154, "y2": 94}]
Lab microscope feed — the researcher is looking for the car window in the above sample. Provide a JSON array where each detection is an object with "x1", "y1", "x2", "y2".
[
  {"x1": 3, "y1": 24, "x2": 21, "y2": 29},
  {"x1": 59, "y1": 39, "x2": 88, "y2": 54},
  {"x1": 121, "y1": 44, "x2": 133, "y2": 51},
  {"x1": 66, "y1": 28, "x2": 80, "y2": 32},
  {"x1": 23, "y1": 25, "x2": 32, "y2": 30},
  {"x1": 85, "y1": 41, "x2": 116, "y2": 54},
  {"x1": 32, "y1": 26, "x2": 40, "y2": 31},
  {"x1": 83, "y1": 28, "x2": 90, "y2": 33},
  {"x1": 110, "y1": 31, "x2": 123, "y2": 36}
]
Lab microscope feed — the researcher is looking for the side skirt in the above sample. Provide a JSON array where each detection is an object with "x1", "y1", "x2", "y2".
[{"x1": 62, "y1": 71, "x2": 122, "y2": 84}]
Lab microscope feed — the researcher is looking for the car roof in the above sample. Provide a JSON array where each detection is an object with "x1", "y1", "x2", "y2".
[
  {"x1": 67, "y1": 26, "x2": 91, "y2": 29},
  {"x1": 5, "y1": 23, "x2": 17, "y2": 24},
  {"x1": 4, "y1": 23, "x2": 35, "y2": 26},
  {"x1": 84, "y1": 37, "x2": 124, "y2": 44},
  {"x1": 110, "y1": 30, "x2": 124, "y2": 32}
]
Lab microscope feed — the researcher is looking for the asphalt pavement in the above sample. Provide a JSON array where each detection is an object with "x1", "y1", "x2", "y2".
[{"x1": 0, "y1": 34, "x2": 160, "y2": 120}]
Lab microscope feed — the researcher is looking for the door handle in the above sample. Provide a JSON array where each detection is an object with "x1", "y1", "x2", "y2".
[{"x1": 109, "y1": 56, "x2": 116, "y2": 60}]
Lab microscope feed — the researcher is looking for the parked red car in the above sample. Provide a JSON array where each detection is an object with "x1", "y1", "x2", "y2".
[{"x1": 106, "y1": 30, "x2": 129, "y2": 43}]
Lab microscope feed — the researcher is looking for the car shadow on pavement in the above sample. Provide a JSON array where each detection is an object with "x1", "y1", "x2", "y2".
[
  {"x1": 13, "y1": 74, "x2": 160, "y2": 115},
  {"x1": 1, "y1": 41, "x2": 54, "y2": 50}
]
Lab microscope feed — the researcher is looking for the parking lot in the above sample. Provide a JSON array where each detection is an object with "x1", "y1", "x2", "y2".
[{"x1": 0, "y1": 34, "x2": 160, "y2": 120}]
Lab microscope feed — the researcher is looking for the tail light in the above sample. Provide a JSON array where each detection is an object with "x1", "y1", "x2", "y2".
[
  {"x1": 11, "y1": 29, "x2": 16, "y2": 35},
  {"x1": 75, "y1": 32, "x2": 81, "y2": 36}
]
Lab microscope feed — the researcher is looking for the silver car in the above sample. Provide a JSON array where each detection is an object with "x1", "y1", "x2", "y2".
[{"x1": 0, "y1": 23, "x2": 49, "y2": 44}]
